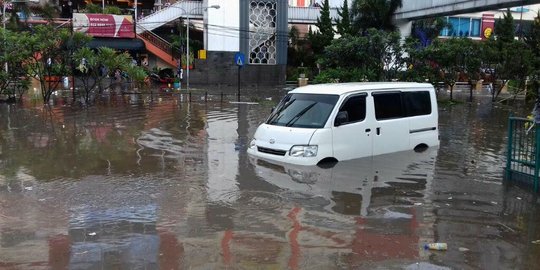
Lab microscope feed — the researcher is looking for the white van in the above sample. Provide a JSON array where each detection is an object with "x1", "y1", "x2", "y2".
[{"x1": 247, "y1": 82, "x2": 439, "y2": 166}]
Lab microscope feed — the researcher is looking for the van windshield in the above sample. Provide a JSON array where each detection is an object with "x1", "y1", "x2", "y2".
[{"x1": 266, "y1": 93, "x2": 339, "y2": 128}]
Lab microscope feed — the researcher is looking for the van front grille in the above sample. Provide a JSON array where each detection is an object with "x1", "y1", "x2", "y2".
[{"x1": 257, "y1": 146, "x2": 287, "y2": 156}]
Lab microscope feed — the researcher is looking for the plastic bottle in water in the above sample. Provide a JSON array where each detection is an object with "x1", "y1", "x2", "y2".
[{"x1": 424, "y1": 243, "x2": 448, "y2": 250}]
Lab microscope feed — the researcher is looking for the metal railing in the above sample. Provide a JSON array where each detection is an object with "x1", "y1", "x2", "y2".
[
  {"x1": 287, "y1": 6, "x2": 339, "y2": 24},
  {"x1": 136, "y1": 24, "x2": 175, "y2": 58},
  {"x1": 139, "y1": 4, "x2": 341, "y2": 31},
  {"x1": 505, "y1": 116, "x2": 540, "y2": 192},
  {"x1": 136, "y1": 0, "x2": 204, "y2": 32}
]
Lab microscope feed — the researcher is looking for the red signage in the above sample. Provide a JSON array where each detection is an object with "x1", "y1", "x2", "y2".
[
  {"x1": 481, "y1": 14, "x2": 495, "y2": 40},
  {"x1": 73, "y1": 13, "x2": 135, "y2": 38}
]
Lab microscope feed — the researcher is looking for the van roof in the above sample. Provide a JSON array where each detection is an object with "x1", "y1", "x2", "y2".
[{"x1": 289, "y1": 82, "x2": 434, "y2": 96}]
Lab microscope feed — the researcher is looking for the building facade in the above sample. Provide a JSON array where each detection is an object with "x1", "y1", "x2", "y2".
[
  {"x1": 194, "y1": 0, "x2": 288, "y2": 86},
  {"x1": 438, "y1": 5, "x2": 540, "y2": 40}
]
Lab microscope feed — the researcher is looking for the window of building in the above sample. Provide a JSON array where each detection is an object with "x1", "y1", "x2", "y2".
[
  {"x1": 440, "y1": 17, "x2": 482, "y2": 38},
  {"x1": 471, "y1": 19, "x2": 481, "y2": 37}
]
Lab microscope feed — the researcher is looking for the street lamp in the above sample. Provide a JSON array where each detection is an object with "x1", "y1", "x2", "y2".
[{"x1": 185, "y1": 4, "x2": 219, "y2": 91}]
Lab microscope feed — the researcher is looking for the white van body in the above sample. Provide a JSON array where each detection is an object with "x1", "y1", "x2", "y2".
[{"x1": 247, "y1": 82, "x2": 439, "y2": 166}]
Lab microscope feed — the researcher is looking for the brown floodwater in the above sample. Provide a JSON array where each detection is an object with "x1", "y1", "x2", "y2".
[{"x1": 0, "y1": 91, "x2": 539, "y2": 269}]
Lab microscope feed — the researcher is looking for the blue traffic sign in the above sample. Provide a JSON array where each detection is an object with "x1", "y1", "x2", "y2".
[{"x1": 234, "y1": 52, "x2": 245, "y2": 67}]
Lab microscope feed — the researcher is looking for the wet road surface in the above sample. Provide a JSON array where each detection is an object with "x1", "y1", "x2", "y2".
[{"x1": 0, "y1": 92, "x2": 539, "y2": 269}]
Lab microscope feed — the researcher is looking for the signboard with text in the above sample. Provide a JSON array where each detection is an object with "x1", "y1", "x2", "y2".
[
  {"x1": 73, "y1": 13, "x2": 135, "y2": 38},
  {"x1": 481, "y1": 14, "x2": 495, "y2": 40}
]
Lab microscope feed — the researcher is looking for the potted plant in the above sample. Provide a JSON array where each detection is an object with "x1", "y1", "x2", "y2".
[
  {"x1": 173, "y1": 77, "x2": 181, "y2": 90},
  {"x1": 181, "y1": 52, "x2": 194, "y2": 70}
]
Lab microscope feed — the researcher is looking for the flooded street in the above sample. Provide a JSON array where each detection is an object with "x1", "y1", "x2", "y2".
[{"x1": 0, "y1": 92, "x2": 539, "y2": 269}]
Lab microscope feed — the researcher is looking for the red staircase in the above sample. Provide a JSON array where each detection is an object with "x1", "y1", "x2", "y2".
[{"x1": 137, "y1": 25, "x2": 177, "y2": 68}]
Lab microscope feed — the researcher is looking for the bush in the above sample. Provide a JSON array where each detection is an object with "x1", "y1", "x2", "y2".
[
  {"x1": 313, "y1": 68, "x2": 376, "y2": 84},
  {"x1": 286, "y1": 66, "x2": 314, "y2": 81}
]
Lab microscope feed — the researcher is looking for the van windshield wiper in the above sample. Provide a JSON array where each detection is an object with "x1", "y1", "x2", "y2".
[
  {"x1": 285, "y1": 102, "x2": 316, "y2": 127},
  {"x1": 267, "y1": 98, "x2": 296, "y2": 124}
]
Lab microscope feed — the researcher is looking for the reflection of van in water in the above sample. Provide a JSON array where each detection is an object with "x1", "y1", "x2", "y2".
[
  {"x1": 247, "y1": 82, "x2": 439, "y2": 166},
  {"x1": 249, "y1": 147, "x2": 439, "y2": 216}
]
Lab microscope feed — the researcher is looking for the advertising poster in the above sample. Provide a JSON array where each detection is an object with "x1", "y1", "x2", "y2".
[
  {"x1": 73, "y1": 13, "x2": 135, "y2": 38},
  {"x1": 481, "y1": 14, "x2": 495, "y2": 40}
]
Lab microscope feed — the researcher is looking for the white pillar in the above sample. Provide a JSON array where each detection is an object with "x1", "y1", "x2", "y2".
[{"x1": 396, "y1": 20, "x2": 413, "y2": 40}]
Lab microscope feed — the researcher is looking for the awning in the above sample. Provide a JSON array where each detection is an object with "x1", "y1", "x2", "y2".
[{"x1": 88, "y1": 38, "x2": 146, "y2": 52}]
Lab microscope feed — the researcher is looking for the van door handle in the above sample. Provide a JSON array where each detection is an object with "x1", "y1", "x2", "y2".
[
  {"x1": 365, "y1": 128, "x2": 371, "y2": 133},
  {"x1": 376, "y1": 127, "x2": 381, "y2": 135}
]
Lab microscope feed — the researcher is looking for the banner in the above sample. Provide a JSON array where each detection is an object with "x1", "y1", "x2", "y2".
[
  {"x1": 73, "y1": 13, "x2": 135, "y2": 38},
  {"x1": 481, "y1": 14, "x2": 495, "y2": 40}
]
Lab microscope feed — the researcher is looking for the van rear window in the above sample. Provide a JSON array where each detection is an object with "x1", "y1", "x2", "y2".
[
  {"x1": 373, "y1": 91, "x2": 432, "y2": 120},
  {"x1": 403, "y1": 91, "x2": 431, "y2": 116}
]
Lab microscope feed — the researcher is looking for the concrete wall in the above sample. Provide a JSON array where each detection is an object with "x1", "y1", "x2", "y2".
[
  {"x1": 189, "y1": 51, "x2": 286, "y2": 87},
  {"x1": 396, "y1": 0, "x2": 540, "y2": 20},
  {"x1": 207, "y1": 0, "x2": 240, "y2": 52}
]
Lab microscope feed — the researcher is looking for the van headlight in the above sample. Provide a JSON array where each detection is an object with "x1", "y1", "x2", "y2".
[
  {"x1": 289, "y1": 145, "x2": 318, "y2": 157},
  {"x1": 249, "y1": 139, "x2": 256, "y2": 149}
]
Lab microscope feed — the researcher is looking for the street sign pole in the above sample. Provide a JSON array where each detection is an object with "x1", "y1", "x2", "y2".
[
  {"x1": 237, "y1": 65, "x2": 241, "y2": 102},
  {"x1": 234, "y1": 52, "x2": 245, "y2": 102}
]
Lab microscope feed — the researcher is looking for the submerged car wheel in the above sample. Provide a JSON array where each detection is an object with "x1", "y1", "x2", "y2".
[
  {"x1": 414, "y1": 144, "x2": 429, "y2": 153},
  {"x1": 317, "y1": 157, "x2": 338, "y2": 169}
]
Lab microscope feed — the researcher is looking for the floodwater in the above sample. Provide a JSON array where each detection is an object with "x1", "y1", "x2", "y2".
[{"x1": 0, "y1": 91, "x2": 539, "y2": 269}]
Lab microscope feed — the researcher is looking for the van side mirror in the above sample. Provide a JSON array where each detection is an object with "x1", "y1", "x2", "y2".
[
  {"x1": 271, "y1": 107, "x2": 275, "y2": 113},
  {"x1": 335, "y1": 111, "x2": 348, "y2": 126}
]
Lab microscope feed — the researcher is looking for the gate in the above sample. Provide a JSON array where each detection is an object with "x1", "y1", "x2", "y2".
[{"x1": 505, "y1": 117, "x2": 540, "y2": 192}]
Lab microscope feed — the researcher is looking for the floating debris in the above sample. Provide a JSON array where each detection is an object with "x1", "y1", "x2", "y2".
[{"x1": 424, "y1": 243, "x2": 448, "y2": 251}]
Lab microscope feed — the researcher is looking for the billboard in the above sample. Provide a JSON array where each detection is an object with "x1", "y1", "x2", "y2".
[
  {"x1": 73, "y1": 13, "x2": 135, "y2": 38},
  {"x1": 481, "y1": 14, "x2": 495, "y2": 40}
]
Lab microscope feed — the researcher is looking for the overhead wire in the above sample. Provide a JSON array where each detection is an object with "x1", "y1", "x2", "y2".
[{"x1": 24, "y1": 17, "x2": 315, "y2": 41}]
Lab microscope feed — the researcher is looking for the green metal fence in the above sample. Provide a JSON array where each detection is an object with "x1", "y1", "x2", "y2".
[{"x1": 505, "y1": 117, "x2": 540, "y2": 192}]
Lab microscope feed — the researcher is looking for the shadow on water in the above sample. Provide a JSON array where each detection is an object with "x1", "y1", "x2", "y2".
[{"x1": 0, "y1": 93, "x2": 539, "y2": 269}]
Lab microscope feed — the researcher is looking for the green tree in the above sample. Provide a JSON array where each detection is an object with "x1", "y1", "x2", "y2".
[
  {"x1": 482, "y1": 9, "x2": 531, "y2": 101},
  {"x1": 103, "y1": 6, "x2": 122, "y2": 15},
  {"x1": 482, "y1": 39, "x2": 531, "y2": 101},
  {"x1": 335, "y1": 0, "x2": 353, "y2": 36},
  {"x1": 3, "y1": 1, "x2": 57, "y2": 31},
  {"x1": 411, "y1": 17, "x2": 448, "y2": 46},
  {"x1": 401, "y1": 37, "x2": 439, "y2": 84},
  {"x1": 288, "y1": 26, "x2": 315, "y2": 68},
  {"x1": 309, "y1": 0, "x2": 334, "y2": 55},
  {"x1": 74, "y1": 47, "x2": 127, "y2": 103},
  {"x1": 84, "y1": 3, "x2": 103, "y2": 13},
  {"x1": 0, "y1": 28, "x2": 31, "y2": 102},
  {"x1": 21, "y1": 25, "x2": 86, "y2": 103},
  {"x1": 316, "y1": 29, "x2": 403, "y2": 82},
  {"x1": 171, "y1": 20, "x2": 203, "y2": 61},
  {"x1": 525, "y1": 11, "x2": 540, "y2": 100},
  {"x1": 351, "y1": 0, "x2": 403, "y2": 32},
  {"x1": 496, "y1": 9, "x2": 516, "y2": 44},
  {"x1": 426, "y1": 38, "x2": 482, "y2": 100}
]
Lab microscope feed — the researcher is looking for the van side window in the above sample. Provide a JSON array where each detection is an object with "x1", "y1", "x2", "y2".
[
  {"x1": 373, "y1": 92, "x2": 404, "y2": 120},
  {"x1": 337, "y1": 94, "x2": 366, "y2": 125},
  {"x1": 404, "y1": 91, "x2": 431, "y2": 116}
]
